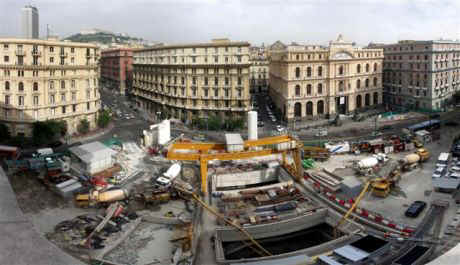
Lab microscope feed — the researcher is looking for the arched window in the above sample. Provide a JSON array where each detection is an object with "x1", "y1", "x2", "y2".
[
  {"x1": 18, "y1": 82, "x2": 24, "y2": 91},
  {"x1": 295, "y1": 67, "x2": 300, "y2": 78},
  {"x1": 306, "y1": 101, "x2": 313, "y2": 116},
  {"x1": 339, "y1": 66, "x2": 344, "y2": 75},
  {"x1": 317, "y1": 100, "x2": 324, "y2": 115},
  {"x1": 338, "y1": 81, "x2": 344, "y2": 91},
  {"x1": 295, "y1": 85, "x2": 301, "y2": 96},
  {"x1": 357, "y1": 64, "x2": 361, "y2": 73},
  {"x1": 373, "y1": 77, "x2": 378, "y2": 87},
  {"x1": 317, "y1": 66, "x2": 322, "y2": 77},
  {"x1": 307, "y1": 84, "x2": 312, "y2": 95},
  {"x1": 5, "y1": 81, "x2": 9, "y2": 90},
  {"x1": 356, "y1": 95, "x2": 362, "y2": 108},
  {"x1": 33, "y1": 82, "x2": 38, "y2": 91},
  {"x1": 374, "y1": 63, "x2": 378, "y2": 72},
  {"x1": 357, "y1": 79, "x2": 361, "y2": 89},
  {"x1": 373, "y1": 92, "x2": 379, "y2": 105},
  {"x1": 365, "y1": 78, "x2": 369, "y2": 88},
  {"x1": 50, "y1": 81, "x2": 54, "y2": 89},
  {"x1": 307, "y1": 67, "x2": 312, "y2": 77},
  {"x1": 294, "y1": 102, "x2": 301, "y2": 117},
  {"x1": 365, "y1": 93, "x2": 370, "y2": 106},
  {"x1": 365, "y1": 64, "x2": 370, "y2": 72},
  {"x1": 317, "y1": 83, "x2": 323, "y2": 94}
]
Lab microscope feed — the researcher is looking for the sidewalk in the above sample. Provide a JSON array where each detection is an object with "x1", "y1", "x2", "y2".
[{"x1": 63, "y1": 122, "x2": 115, "y2": 145}]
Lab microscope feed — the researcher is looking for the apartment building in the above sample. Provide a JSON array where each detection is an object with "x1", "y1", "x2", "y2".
[
  {"x1": 100, "y1": 48, "x2": 133, "y2": 95},
  {"x1": 132, "y1": 38, "x2": 251, "y2": 123},
  {"x1": 375, "y1": 40, "x2": 460, "y2": 111},
  {"x1": 250, "y1": 46, "x2": 269, "y2": 93},
  {"x1": 0, "y1": 38, "x2": 101, "y2": 136},
  {"x1": 269, "y1": 35, "x2": 383, "y2": 122}
]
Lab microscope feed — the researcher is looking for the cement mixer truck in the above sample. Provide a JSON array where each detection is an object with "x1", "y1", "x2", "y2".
[
  {"x1": 400, "y1": 153, "x2": 420, "y2": 172},
  {"x1": 75, "y1": 188, "x2": 129, "y2": 207}
]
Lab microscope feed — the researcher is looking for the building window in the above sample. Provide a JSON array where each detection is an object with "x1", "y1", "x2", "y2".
[
  {"x1": 87, "y1": 102, "x2": 90, "y2": 110},
  {"x1": 86, "y1": 90, "x2": 90, "y2": 99},
  {"x1": 5, "y1": 95, "x2": 9, "y2": 105},
  {"x1": 307, "y1": 84, "x2": 312, "y2": 95},
  {"x1": 238, "y1": 77, "x2": 242, "y2": 86},
  {"x1": 33, "y1": 96, "x2": 39, "y2": 106},
  {"x1": 357, "y1": 64, "x2": 361, "y2": 73},
  {"x1": 374, "y1": 63, "x2": 378, "y2": 72},
  {"x1": 50, "y1": 108, "x2": 56, "y2": 116},
  {"x1": 338, "y1": 81, "x2": 344, "y2": 92},
  {"x1": 365, "y1": 78, "x2": 369, "y2": 88},
  {"x1": 214, "y1": 77, "x2": 218, "y2": 85},
  {"x1": 71, "y1": 80, "x2": 75, "y2": 88},
  {"x1": 318, "y1": 83, "x2": 323, "y2": 94},
  {"x1": 72, "y1": 104, "x2": 77, "y2": 112},
  {"x1": 5, "y1": 81, "x2": 10, "y2": 90},
  {"x1": 204, "y1": 77, "x2": 208, "y2": 86},
  {"x1": 214, "y1": 88, "x2": 218, "y2": 97},
  {"x1": 307, "y1": 67, "x2": 312, "y2": 77},
  {"x1": 339, "y1": 66, "x2": 343, "y2": 75},
  {"x1": 373, "y1": 77, "x2": 378, "y2": 87},
  {"x1": 237, "y1": 56, "x2": 242, "y2": 62},
  {"x1": 72, "y1": 92, "x2": 76, "y2": 101},
  {"x1": 318, "y1": 66, "x2": 322, "y2": 77},
  {"x1": 357, "y1": 79, "x2": 361, "y2": 89},
  {"x1": 62, "y1": 106, "x2": 66, "y2": 114},
  {"x1": 71, "y1": 47, "x2": 75, "y2": 53},
  {"x1": 49, "y1": 94, "x2": 55, "y2": 104},
  {"x1": 214, "y1": 56, "x2": 218, "y2": 63},
  {"x1": 50, "y1": 47, "x2": 54, "y2": 52},
  {"x1": 61, "y1": 93, "x2": 66, "y2": 102},
  {"x1": 295, "y1": 67, "x2": 300, "y2": 78},
  {"x1": 61, "y1": 80, "x2": 65, "y2": 89},
  {"x1": 18, "y1": 82, "x2": 24, "y2": 91},
  {"x1": 50, "y1": 57, "x2": 54, "y2": 63},
  {"x1": 295, "y1": 85, "x2": 301, "y2": 96},
  {"x1": 4, "y1": 56, "x2": 8, "y2": 62}
]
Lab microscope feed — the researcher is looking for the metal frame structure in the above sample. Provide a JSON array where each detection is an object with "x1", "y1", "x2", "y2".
[{"x1": 167, "y1": 135, "x2": 303, "y2": 193}]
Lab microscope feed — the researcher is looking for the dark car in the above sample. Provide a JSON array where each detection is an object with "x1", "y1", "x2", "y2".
[
  {"x1": 405, "y1": 201, "x2": 427, "y2": 218},
  {"x1": 430, "y1": 113, "x2": 441, "y2": 119},
  {"x1": 452, "y1": 144, "x2": 460, "y2": 158},
  {"x1": 48, "y1": 140, "x2": 64, "y2": 148}
]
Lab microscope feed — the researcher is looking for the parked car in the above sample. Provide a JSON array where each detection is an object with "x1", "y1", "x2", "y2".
[
  {"x1": 257, "y1": 121, "x2": 264, "y2": 127},
  {"x1": 405, "y1": 201, "x2": 427, "y2": 218},
  {"x1": 315, "y1": 128, "x2": 328, "y2": 137},
  {"x1": 429, "y1": 113, "x2": 441, "y2": 119},
  {"x1": 276, "y1": 125, "x2": 285, "y2": 132},
  {"x1": 449, "y1": 172, "x2": 460, "y2": 179},
  {"x1": 433, "y1": 167, "x2": 447, "y2": 178},
  {"x1": 380, "y1": 125, "x2": 393, "y2": 131}
]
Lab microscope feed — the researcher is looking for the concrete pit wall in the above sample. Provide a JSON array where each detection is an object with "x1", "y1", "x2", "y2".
[
  {"x1": 214, "y1": 209, "x2": 363, "y2": 264},
  {"x1": 212, "y1": 167, "x2": 281, "y2": 192}
]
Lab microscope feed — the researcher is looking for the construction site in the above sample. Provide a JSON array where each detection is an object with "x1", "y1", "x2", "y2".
[{"x1": 1, "y1": 111, "x2": 460, "y2": 265}]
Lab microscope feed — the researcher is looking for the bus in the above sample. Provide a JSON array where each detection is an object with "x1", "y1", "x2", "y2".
[{"x1": 407, "y1": 119, "x2": 441, "y2": 132}]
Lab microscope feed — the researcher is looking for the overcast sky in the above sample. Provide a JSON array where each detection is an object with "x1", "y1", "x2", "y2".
[{"x1": 1, "y1": 0, "x2": 459, "y2": 46}]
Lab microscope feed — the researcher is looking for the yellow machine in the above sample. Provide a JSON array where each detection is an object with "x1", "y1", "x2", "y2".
[
  {"x1": 413, "y1": 139, "x2": 424, "y2": 148},
  {"x1": 415, "y1": 148, "x2": 430, "y2": 162},
  {"x1": 167, "y1": 135, "x2": 303, "y2": 194},
  {"x1": 371, "y1": 178, "x2": 392, "y2": 198}
]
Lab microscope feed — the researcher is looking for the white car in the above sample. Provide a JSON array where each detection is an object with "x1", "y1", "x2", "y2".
[
  {"x1": 276, "y1": 125, "x2": 285, "y2": 132},
  {"x1": 451, "y1": 166, "x2": 460, "y2": 172},
  {"x1": 271, "y1": 117, "x2": 276, "y2": 122},
  {"x1": 449, "y1": 172, "x2": 460, "y2": 178}
]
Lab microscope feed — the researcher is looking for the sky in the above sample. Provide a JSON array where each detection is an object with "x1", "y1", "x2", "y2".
[{"x1": 0, "y1": 0, "x2": 459, "y2": 46}]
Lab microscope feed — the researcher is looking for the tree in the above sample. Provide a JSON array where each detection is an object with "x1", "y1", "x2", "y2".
[
  {"x1": 77, "y1": 119, "x2": 90, "y2": 134},
  {"x1": 97, "y1": 109, "x2": 111, "y2": 128},
  {"x1": 32, "y1": 121, "x2": 62, "y2": 146},
  {"x1": 0, "y1": 123, "x2": 10, "y2": 141},
  {"x1": 208, "y1": 115, "x2": 222, "y2": 130}
]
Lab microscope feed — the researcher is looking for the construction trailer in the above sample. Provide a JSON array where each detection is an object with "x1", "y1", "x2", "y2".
[{"x1": 69, "y1": 142, "x2": 118, "y2": 175}]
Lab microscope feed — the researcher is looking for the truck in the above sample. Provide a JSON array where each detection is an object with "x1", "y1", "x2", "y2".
[
  {"x1": 156, "y1": 163, "x2": 181, "y2": 187},
  {"x1": 302, "y1": 146, "x2": 330, "y2": 161},
  {"x1": 436, "y1": 152, "x2": 450, "y2": 168},
  {"x1": 400, "y1": 153, "x2": 420, "y2": 171}
]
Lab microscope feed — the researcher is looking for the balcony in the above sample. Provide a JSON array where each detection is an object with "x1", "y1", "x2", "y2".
[{"x1": 15, "y1": 50, "x2": 25, "y2": 56}]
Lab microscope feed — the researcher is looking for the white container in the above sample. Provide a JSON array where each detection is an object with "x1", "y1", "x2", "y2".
[
  {"x1": 358, "y1": 157, "x2": 379, "y2": 168},
  {"x1": 248, "y1": 111, "x2": 258, "y2": 141}
]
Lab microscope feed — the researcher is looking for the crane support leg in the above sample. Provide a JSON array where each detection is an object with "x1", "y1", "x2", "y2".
[{"x1": 200, "y1": 158, "x2": 208, "y2": 194}]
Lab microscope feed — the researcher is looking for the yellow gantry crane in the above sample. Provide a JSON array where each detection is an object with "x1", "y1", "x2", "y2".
[{"x1": 167, "y1": 135, "x2": 304, "y2": 194}]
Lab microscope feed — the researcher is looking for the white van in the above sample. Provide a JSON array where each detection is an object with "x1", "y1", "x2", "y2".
[
  {"x1": 436, "y1": 152, "x2": 450, "y2": 168},
  {"x1": 36, "y1": 148, "x2": 53, "y2": 157},
  {"x1": 156, "y1": 163, "x2": 181, "y2": 186}
]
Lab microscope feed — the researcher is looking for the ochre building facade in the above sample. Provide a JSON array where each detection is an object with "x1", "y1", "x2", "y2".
[
  {"x1": 132, "y1": 39, "x2": 251, "y2": 123},
  {"x1": 269, "y1": 35, "x2": 383, "y2": 122},
  {"x1": 0, "y1": 38, "x2": 100, "y2": 136}
]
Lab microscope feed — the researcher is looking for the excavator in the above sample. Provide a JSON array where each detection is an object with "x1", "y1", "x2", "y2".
[{"x1": 166, "y1": 135, "x2": 304, "y2": 194}]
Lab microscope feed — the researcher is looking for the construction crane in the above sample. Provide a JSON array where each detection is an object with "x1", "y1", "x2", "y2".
[
  {"x1": 167, "y1": 135, "x2": 303, "y2": 193},
  {"x1": 174, "y1": 185, "x2": 272, "y2": 257}
]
